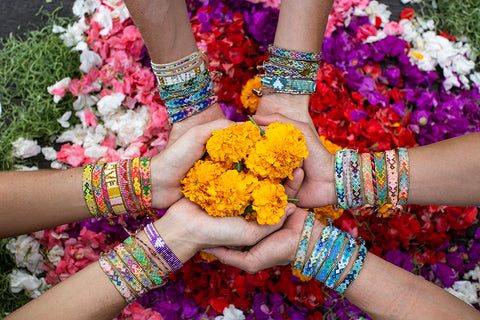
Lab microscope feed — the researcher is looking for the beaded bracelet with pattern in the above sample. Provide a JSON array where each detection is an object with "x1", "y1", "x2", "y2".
[
  {"x1": 292, "y1": 211, "x2": 316, "y2": 271},
  {"x1": 267, "y1": 44, "x2": 322, "y2": 62},
  {"x1": 302, "y1": 225, "x2": 332, "y2": 277},
  {"x1": 82, "y1": 164, "x2": 98, "y2": 218},
  {"x1": 145, "y1": 223, "x2": 183, "y2": 271},
  {"x1": 385, "y1": 149, "x2": 399, "y2": 208},
  {"x1": 350, "y1": 151, "x2": 362, "y2": 208},
  {"x1": 315, "y1": 233, "x2": 346, "y2": 282},
  {"x1": 335, "y1": 150, "x2": 347, "y2": 209},
  {"x1": 99, "y1": 255, "x2": 137, "y2": 303},
  {"x1": 397, "y1": 148, "x2": 409, "y2": 206},
  {"x1": 361, "y1": 153, "x2": 375, "y2": 207},
  {"x1": 335, "y1": 241, "x2": 367, "y2": 294},
  {"x1": 374, "y1": 152, "x2": 387, "y2": 206},
  {"x1": 325, "y1": 235, "x2": 356, "y2": 288},
  {"x1": 343, "y1": 151, "x2": 353, "y2": 208}
]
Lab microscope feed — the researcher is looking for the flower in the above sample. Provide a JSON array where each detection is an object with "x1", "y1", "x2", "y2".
[
  {"x1": 11, "y1": 137, "x2": 42, "y2": 159},
  {"x1": 47, "y1": 77, "x2": 71, "y2": 103},
  {"x1": 314, "y1": 206, "x2": 344, "y2": 225},
  {"x1": 240, "y1": 76, "x2": 262, "y2": 113},
  {"x1": 6, "y1": 235, "x2": 44, "y2": 274},
  {"x1": 445, "y1": 281, "x2": 478, "y2": 306},
  {"x1": 215, "y1": 304, "x2": 245, "y2": 320},
  {"x1": 9, "y1": 269, "x2": 50, "y2": 298},
  {"x1": 245, "y1": 122, "x2": 308, "y2": 180},
  {"x1": 251, "y1": 180, "x2": 287, "y2": 225}
]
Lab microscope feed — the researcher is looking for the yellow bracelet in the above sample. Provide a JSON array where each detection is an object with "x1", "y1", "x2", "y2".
[{"x1": 104, "y1": 162, "x2": 127, "y2": 216}]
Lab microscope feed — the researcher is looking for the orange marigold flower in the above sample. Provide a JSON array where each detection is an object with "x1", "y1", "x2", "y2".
[
  {"x1": 240, "y1": 76, "x2": 262, "y2": 114},
  {"x1": 291, "y1": 268, "x2": 312, "y2": 282},
  {"x1": 252, "y1": 180, "x2": 288, "y2": 225},
  {"x1": 245, "y1": 122, "x2": 308, "y2": 180},
  {"x1": 313, "y1": 206, "x2": 344, "y2": 225},
  {"x1": 320, "y1": 135, "x2": 342, "y2": 154},
  {"x1": 206, "y1": 121, "x2": 262, "y2": 166}
]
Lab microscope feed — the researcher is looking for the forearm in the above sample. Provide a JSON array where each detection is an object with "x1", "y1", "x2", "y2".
[
  {"x1": 407, "y1": 132, "x2": 480, "y2": 206},
  {"x1": 345, "y1": 253, "x2": 480, "y2": 320},
  {"x1": 0, "y1": 168, "x2": 89, "y2": 238}
]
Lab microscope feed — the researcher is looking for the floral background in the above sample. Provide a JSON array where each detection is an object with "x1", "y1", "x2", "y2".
[{"x1": 1, "y1": 0, "x2": 480, "y2": 319}]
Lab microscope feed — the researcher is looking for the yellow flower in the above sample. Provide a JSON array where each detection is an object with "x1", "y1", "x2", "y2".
[
  {"x1": 199, "y1": 251, "x2": 217, "y2": 262},
  {"x1": 320, "y1": 136, "x2": 342, "y2": 154},
  {"x1": 291, "y1": 268, "x2": 312, "y2": 282},
  {"x1": 313, "y1": 206, "x2": 344, "y2": 225},
  {"x1": 240, "y1": 76, "x2": 262, "y2": 114},
  {"x1": 206, "y1": 121, "x2": 262, "y2": 166},
  {"x1": 245, "y1": 122, "x2": 308, "y2": 180},
  {"x1": 252, "y1": 180, "x2": 288, "y2": 225}
]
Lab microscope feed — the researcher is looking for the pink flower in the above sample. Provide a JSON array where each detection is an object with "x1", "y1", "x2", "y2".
[
  {"x1": 114, "y1": 302, "x2": 164, "y2": 320},
  {"x1": 101, "y1": 136, "x2": 117, "y2": 149},
  {"x1": 356, "y1": 25, "x2": 377, "y2": 42},
  {"x1": 56, "y1": 143, "x2": 86, "y2": 167},
  {"x1": 84, "y1": 109, "x2": 98, "y2": 127},
  {"x1": 383, "y1": 21, "x2": 404, "y2": 36},
  {"x1": 68, "y1": 79, "x2": 83, "y2": 97}
]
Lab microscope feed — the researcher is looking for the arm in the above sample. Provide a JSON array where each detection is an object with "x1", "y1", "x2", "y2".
[
  {"x1": 123, "y1": 0, "x2": 225, "y2": 143},
  {"x1": 0, "y1": 119, "x2": 232, "y2": 238},
  {"x1": 5, "y1": 198, "x2": 289, "y2": 320},
  {"x1": 207, "y1": 207, "x2": 480, "y2": 320}
]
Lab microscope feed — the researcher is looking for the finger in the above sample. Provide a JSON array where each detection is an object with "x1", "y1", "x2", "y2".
[
  {"x1": 284, "y1": 167, "x2": 304, "y2": 198},
  {"x1": 252, "y1": 113, "x2": 303, "y2": 126}
]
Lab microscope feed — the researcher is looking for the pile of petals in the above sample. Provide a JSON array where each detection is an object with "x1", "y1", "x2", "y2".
[
  {"x1": 3, "y1": 0, "x2": 480, "y2": 318},
  {"x1": 182, "y1": 121, "x2": 308, "y2": 225}
]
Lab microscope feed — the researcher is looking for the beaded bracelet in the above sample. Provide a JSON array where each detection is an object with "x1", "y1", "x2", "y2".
[
  {"x1": 168, "y1": 95, "x2": 218, "y2": 124},
  {"x1": 157, "y1": 69, "x2": 210, "y2": 93},
  {"x1": 259, "y1": 62, "x2": 317, "y2": 79},
  {"x1": 397, "y1": 148, "x2": 409, "y2": 206},
  {"x1": 302, "y1": 225, "x2": 332, "y2": 277},
  {"x1": 374, "y1": 152, "x2": 387, "y2": 206},
  {"x1": 151, "y1": 51, "x2": 200, "y2": 72},
  {"x1": 123, "y1": 237, "x2": 166, "y2": 286},
  {"x1": 268, "y1": 55, "x2": 319, "y2": 74},
  {"x1": 82, "y1": 164, "x2": 98, "y2": 218},
  {"x1": 304, "y1": 227, "x2": 340, "y2": 278},
  {"x1": 115, "y1": 243, "x2": 154, "y2": 290},
  {"x1": 104, "y1": 162, "x2": 128, "y2": 216},
  {"x1": 385, "y1": 150, "x2": 399, "y2": 208},
  {"x1": 343, "y1": 151, "x2": 353, "y2": 208},
  {"x1": 107, "y1": 250, "x2": 147, "y2": 296},
  {"x1": 92, "y1": 162, "x2": 110, "y2": 218},
  {"x1": 292, "y1": 210, "x2": 316, "y2": 271},
  {"x1": 118, "y1": 159, "x2": 139, "y2": 215},
  {"x1": 267, "y1": 44, "x2": 322, "y2": 62},
  {"x1": 370, "y1": 153, "x2": 378, "y2": 207},
  {"x1": 335, "y1": 241, "x2": 367, "y2": 294},
  {"x1": 325, "y1": 235, "x2": 356, "y2": 288},
  {"x1": 145, "y1": 223, "x2": 183, "y2": 271},
  {"x1": 139, "y1": 157, "x2": 153, "y2": 215},
  {"x1": 350, "y1": 151, "x2": 362, "y2": 208},
  {"x1": 260, "y1": 77, "x2": 316, "y2": 93},
  {"x1": 315, "y1": 233, "x2": 346, "y2": 282},
  {"x1": 361, "y1": 153, "x2": 375, "y2": 207},
  {"x1": 158, "y1": 61, "x2": 206, "y2": 86},
  {"x1": 133, "y1": 234, "x2": 173, "y2": 274},
  {"x1": 99, "y1": 255, "x2": 136, "y2": 303},
  {"x1": 165, "y1": 80, "x2": 213, "y2": 108}
]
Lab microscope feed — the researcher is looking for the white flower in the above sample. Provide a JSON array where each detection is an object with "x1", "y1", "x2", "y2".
[
  {"x1": 42, "y1": 147, "x2": 57, "y2": 161},
  {"x1": 57, "y1": 111, "x2": 72, "y2": 128},
  {"x1": 365, "y1": 1, "x2": 391, "y2": 27},
  {"x1": 103, "y1": 105, "x2": 150, "y2": 147},
  {"x1": 84, "y1": 143, "x2": 108, "y2": 159},
  {"x1": 465, "y1": 265, "x2": 480, "y2": 281},
  {"x1": 14, "y1": 165, "x2": 39, "y2": 171},
  {"x1": 79, "y1": 48, "x2": 103, "y2": 74},
  {"x1": 51, "y1": 160, "x2": 69, "y2": 170},
  {"x1": 365, "y1": 30, "x2": 387, "y2": 43},
  {"x1": 6, "y1": 235, "x2": 44, "y2": 274},
  {"x1": 445, "y1": 280, "x2": 478, "y2": 305},
  {"x1": 47, "y1": 77, "x2": 71, "y2": 103},
  {"x1": 59, "y1": 18, "x2": 89, "y2": 47},
  {"x1": 97, "y1": 93, "x2": 126, "y2": 116},
  {"x1": 12, "y1": 137, "x2": 41, "y2": 159},
  {"x1": 47, "y1": 245, "x2": 65, "y2": 265},
  {"x1": 215, "y1": 304, "x2": 245, "y2": 320},
  {"x1": 9, "y1": 269, "x2": 50, "y2": 298},
  {"x1": 72, "y1": 0, "x2": 101, "y2": 17},
  {"x1": 73, "y1": 94, "x2": 99, "y2": 111}
]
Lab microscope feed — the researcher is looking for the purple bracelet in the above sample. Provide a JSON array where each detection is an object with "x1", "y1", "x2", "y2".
[{"x1": 145, "y1": 223, "x2": 183, "y2": 271}]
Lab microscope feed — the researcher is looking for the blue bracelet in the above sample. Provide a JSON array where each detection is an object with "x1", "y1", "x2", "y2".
[
  {"x1": 158, "y1": 69, "x2": 210, "y2": 93},
  {"x1": 302, "y1": 226, "x2": 333, "y2": 277},
  {"x1": 267, "y1": 45, "x2": 322, "y2": 62},
  {"x1": 293, "y1": 211, "x2": 316, "y2": 271},
  {"x1": 269, "y1": 55, "x2": 320, "y2": 73},
  {"x1": 335, "y1": 150, "x2": 348, "y2": 209},
  {"x1": 165, "y1": 81, "x2": 213, "y2": 108},
  {"x1": 350, "y1": 151, "x2": 362, "y2": 208},
  {"x1": 168, "y1": 95, "x2": 218, "y2": 124},
  {"x1": 324, "y1": 234, "x2": 356, "y2": 288},
  {"x1": 335, "y1": 241, "x2": 367, "y2": 294},
  {"x1": 261, "y1": 76, "x2": 316, "y2": 93},
  {"x1": 315, "y1": 233, "x2": 346, "y2": 282}
]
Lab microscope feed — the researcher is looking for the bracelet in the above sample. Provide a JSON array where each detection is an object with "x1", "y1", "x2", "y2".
[
  {"x1": 168, "y1": 94, "x2": 218, "y2": 124},
  {"x1": 361, "y1": 153, "x2": 375, "y2": 207},
  {"x1": 335, "y1": 150, "x2": 347, "y2": 209},
  {"x1": 115, "y1": 243, "x2": 153, "y2": 290},
  {"x1": 133, "y1": 234, "x2": 172, "y2": 274},
  {"x1": 370, "y1": 153, "x2": 378, "y2": 209},
  {"x1": 374, "y1": 152, "x2": 387, "y2": 206},
  {"x1": 107, "y1": 250, "x2": 147, "y2": 296},
  {"x1": 259, "y1": 62, "x2": 317, "y2": 79},
  {"x1": 82, "y1": 164, "x2": 98, "y2": 218},
  {"x1": 118, "y1": 159, "x2": 139, "y2": 215},
  {"x1": 139, "y1": 157, "x2": 153, "y2": 215},
  {"x1": 145, "y1": 223, "x2": 183, "y2": 271},
  {"x1": 99, "y1": 255, "x2": 136, "y2": 303},
  {"x1": 104, "y1": 162, "x2": 127, "y2": 216},
  {"x1": 268, "y1": 44, "x2": 322, "y2": 62},
  {"x1": 260, "y1": 77, "x2": 316, "y2": 93},
  {"x1": 301, "y1": 225, "x2": 331, "y2": 277},
  {"x1": 304, "y1": 227, "x2": 340, "y2": 277},
  {"x1": 325, "y1": 234, "x2": 356, "y2": 288},
  {"x1": 315, "y1": 233, "x2": 345, "y2": 282},
  {"x1": 343, "y1": 151, "x2": 353, "y2": 208},
  {"x1": 156, "y1": 61, "x2": 206, "y2": 86},
  {"x1": 335, "y1": 241, "x2": 367, "y2": 294},
  {"x1": 157, "y1": 69, "x2": 210, "y2": 93},
  {"x1": 350, "y1": 151, "x2": 362, "y2": 208},
  {"x1": 165, "y1": 80, "x2": 213, "y2": 108},
  {"x1": 292, "y1": 210, "x2": 316, "y2": 271},
  {"x1": 385, "y1": 150, "x2": 399, "y2": 208},
  {"x1": 92, "y1": 162, "x2": 110, "y2": 218},
  {"x1": 131, "y1": 157, "x2": 144, "y2": 211},
  {"x1": 151, "y1": 51, "x2": 200, "y2": 73},
  {"x1": 397, "y1": 148, "x2": 409, "y2": 206},
  {"x1": 268, "y1": 56, "x2": 320, "y2": 74}
]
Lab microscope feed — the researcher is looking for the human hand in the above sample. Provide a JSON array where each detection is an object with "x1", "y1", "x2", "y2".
[
  {"x1": 140, "y1": 198, "x2": 296, "y2": 263},
  {"x1": 253, "y1": 113, "x2": 336, "y2": 208},
  {"x1": 167, "y1": 103, "x2": 226, "y2": 146},
  {"x1": 204, "y1": 206, "x2": 325, "y2": 273},
  {"x1": 150, "y1": 118, "x2": 232, "y2": 208}
]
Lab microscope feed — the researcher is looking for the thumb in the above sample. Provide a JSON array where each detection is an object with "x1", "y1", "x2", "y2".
[{"x1": 284, "y1": 167, "x2": 304, "y2": 198}]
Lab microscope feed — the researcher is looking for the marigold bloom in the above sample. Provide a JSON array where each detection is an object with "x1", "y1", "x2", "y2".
[
  {"x1": 314, "y1": 206, "x2": 344, "y2": 225},
  {"x1": 240, "y1": 75, "x2": 262, "y2": 113},
  {"x1": 206, "y1": 121, "x2": 262, "y2": 166},
  {"x1": 245, "y1": 122, "x2": 308, "y2": 180},
  {"x1": 252, "y1": 180, "x2": 288, "y2": 225}
]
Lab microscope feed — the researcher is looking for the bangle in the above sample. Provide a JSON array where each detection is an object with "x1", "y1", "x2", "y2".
[
  {"x1": 292, "y1": 210, "x2": 316, "y2": 271},
  {"x1": 334, "y1": 241, "x2": 367, "y2": 295},
  {"x1": 145, "y1": 223, "x2": 183, "y2": 271},
  {"x1": 397, "y1": 148, "x2": 409, "y2": 206},
  {"x1": 82, "y1": 164, "x2": 98, "y2": 218},
  {"x1": 361, "y1": 153, "x2": 375, "y2": 207},
  {"x1": 99, "y1": 255, "x2": 136, "y2": 304},
  {"x1": 385, "y1": 150, "x2": 399, "y2": 208}
]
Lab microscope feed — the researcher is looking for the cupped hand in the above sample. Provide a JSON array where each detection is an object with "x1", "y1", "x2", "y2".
[
  {"x1": 204, "y1": 206, "x2": 313, "y2": 273},
  {"x1": 253, "y1": 113, "x2": 336, "y2": 208},
  {"x1": 151, "y1": 198, "x2": 295, "y2": 263},
  {"x1": 150, "y1": 118, "x2": 232, "y2": 208}
]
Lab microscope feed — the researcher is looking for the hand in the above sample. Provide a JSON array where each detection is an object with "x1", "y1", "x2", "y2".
[
  {"x1": 253, "y1": 113, "x2": 336, "y2": 208},
  {"x1": 167, "y1": 103, "x2": 226, "y2": 146},
  {"x1": 204, "y1": 206, "x2": 324, "y2": 273},
  {"x1": 150, "y1": 118, "x2": 232, "y2": 208},
  {"x1": 145, "y1": 198, "x2": 295, "y2": 263}
]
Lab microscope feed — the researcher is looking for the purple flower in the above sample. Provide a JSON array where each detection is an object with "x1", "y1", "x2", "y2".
[
  {"x1": 392, "y1": 101, "x2": 406, "y2": 118},
  {"x1": 350, "y1": 110, "x2": 368, "y2": 121},
  {"x1": 385, "y1": 250, "x2": 415, "y2": 272},
  {"x1": 220, "y1": 103, "x2": 245, "y2": 122},
  {"x1": 431, "y1": 262, "x2": 458, "y2": 287}
]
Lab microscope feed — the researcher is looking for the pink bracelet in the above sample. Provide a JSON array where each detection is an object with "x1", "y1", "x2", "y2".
[
  {"x1": 361, "y1": 153, "x2": 375, "y2": 207},
  {"x1": 385, "y1": 150, "x2": 399, "y2": 208},
  {"x1": 99, "y1": 255, "x2": 136, "y2": 303}
]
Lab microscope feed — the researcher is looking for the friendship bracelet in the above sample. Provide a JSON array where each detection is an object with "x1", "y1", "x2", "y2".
[
  {"x1": 325, "y1": 235, "x2": 356, "y2": 289},
  {"x1": 315, "y1": 233, "x2": 346, "y2": 283},
  {"x1": 335, "y1": 150, "x2": 347, "y2": 209},
  {"x1": 139, "y1": 157, "x2": 153, "y2": 215},
  {"x1": 306, "y1": 227, "x2": 341, "y2": 278},
  {"x1": 99, "y1": 255, "x2": 136, "y2": 303},
  {"x1": 361, "y1": 153, "x2": 375, "y2": 207},
  {"x1": 132, "y1": 234, "x2": 172, "y2": 274},
  {"x1": 151, "y1": 51, "x2": 200, "y2": 72},
  {"x1": 268, "y1": 56, "x2": 319, "y2": 74},
  {"x1": 293, "y1": 210, "x2": 316, "y2": 271},
  {"x1": 260, "y1": 77, "x2": 316, "y2": 93},
  {"x1": 343, "y1": 151, "x2": 353, "y2": 208},
  {"x1": 115, "y1": 243, "x2": 154, "y2": 290},
  {"x1": 145, "y1": 223, "x2": 183, "y2": 271},
  {"x1": 335, "y1": 241, "x2": 367, "y2": 295},
  {"x1": 165, "y1": 80, "x2": 213, "y2": 108},
  {"x1": 385, "y1": 150, "x2": 399, "y2": 208},
  {"x1": 268, "y1": 45, "x2": 322, "y2": 62},
  {"x1": 167, "y1": 95, "x2": 218, "y2": 124},
  {"x1": 107, "y1": 250, "x2": 147, "y2": 296},
  {"x1": 370, "y1": 153, "x2": 378, "y2": 208},
  {"x1": 82, "y1": 164, "x2": 98, "y2": 218},
  {"x1": 92, "y1": 162, "x2": 110, "y2": 218},
  {"x1": 350, "y1": 151, "x2": 362, "y2": 208},
  {"x1": 374, "y1": 152, "x2": 387, "y2": 206},
  {"x1": 104, "y1": 162, "x2": 127, "y2": 216},
  {"x1": 124, "y1": 236, "x2": 166, "y2": 285},
  {"x1": 302, "y1": 225, "x2": 332, "y2": 277},
  {"x1": 397, "y1": 148, "x2": 409, "y2": 206},
  {"x1": 260, "y1": 62, "x2": 317, "y2": 79},
  {"x1": 159, "y1": 76, "x2": 211, "y2": 101}
]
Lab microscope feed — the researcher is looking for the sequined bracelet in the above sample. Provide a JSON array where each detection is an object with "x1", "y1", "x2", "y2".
[
  {"x1": 145, "y1": 222, "x2": 183, "y2": 271},
  {"x1": 397, "y1": 148, "x2": 409, "y2": 206},
  {"x1": 385, "y1": 149, "x2": 399, "y2": 208},
  {"x1": 99, "y1": 255, "x2": 136, "y2": 303},
  {"x1": 82, "y1": 164, "x2": 98, "y2": 217},
  {"x1": 267, "y1": 44, "x2": 322, "y2": 62},
  {"x1": 325, "y1": 235, "x2": 356, "y2": 288},
  {"x1": 334, "y1": 241, "x2": 367, "y2": 295},
  {"x1": 350, "y1": 151, "x2": 362, "y2": 208},
  {"x1": 315, "y1": 233, "x2": 346, "y2": 282},
  {"x1": 361, "y1": 153, "x2": 375, "y2": 207},
  {"x1": 292, "y1": 210, "x2": 316, "y2": 271}
]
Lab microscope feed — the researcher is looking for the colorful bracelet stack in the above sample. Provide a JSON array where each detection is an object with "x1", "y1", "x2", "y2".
[
  {"x1": 145, "y1": 222, "x2": 183, "y2": 272},
  {"x1": 82, "y1": 157, "x2": 154, "y2": 218},
  {"x1": 152, "y1": 50, "x2": 218, "y2": 124},
  {"x1": 99, "y1": 235, "x2": 169, "y2": 303},
  {"x1": 334, "y1": 148, "x2": 409, "y2": 210},
  {"x1": 294, "y1": 219, "x2": 367, "y2": 294},
  {"x1": 256, "y1": 44, "x2": 321, "y2": 95}
]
